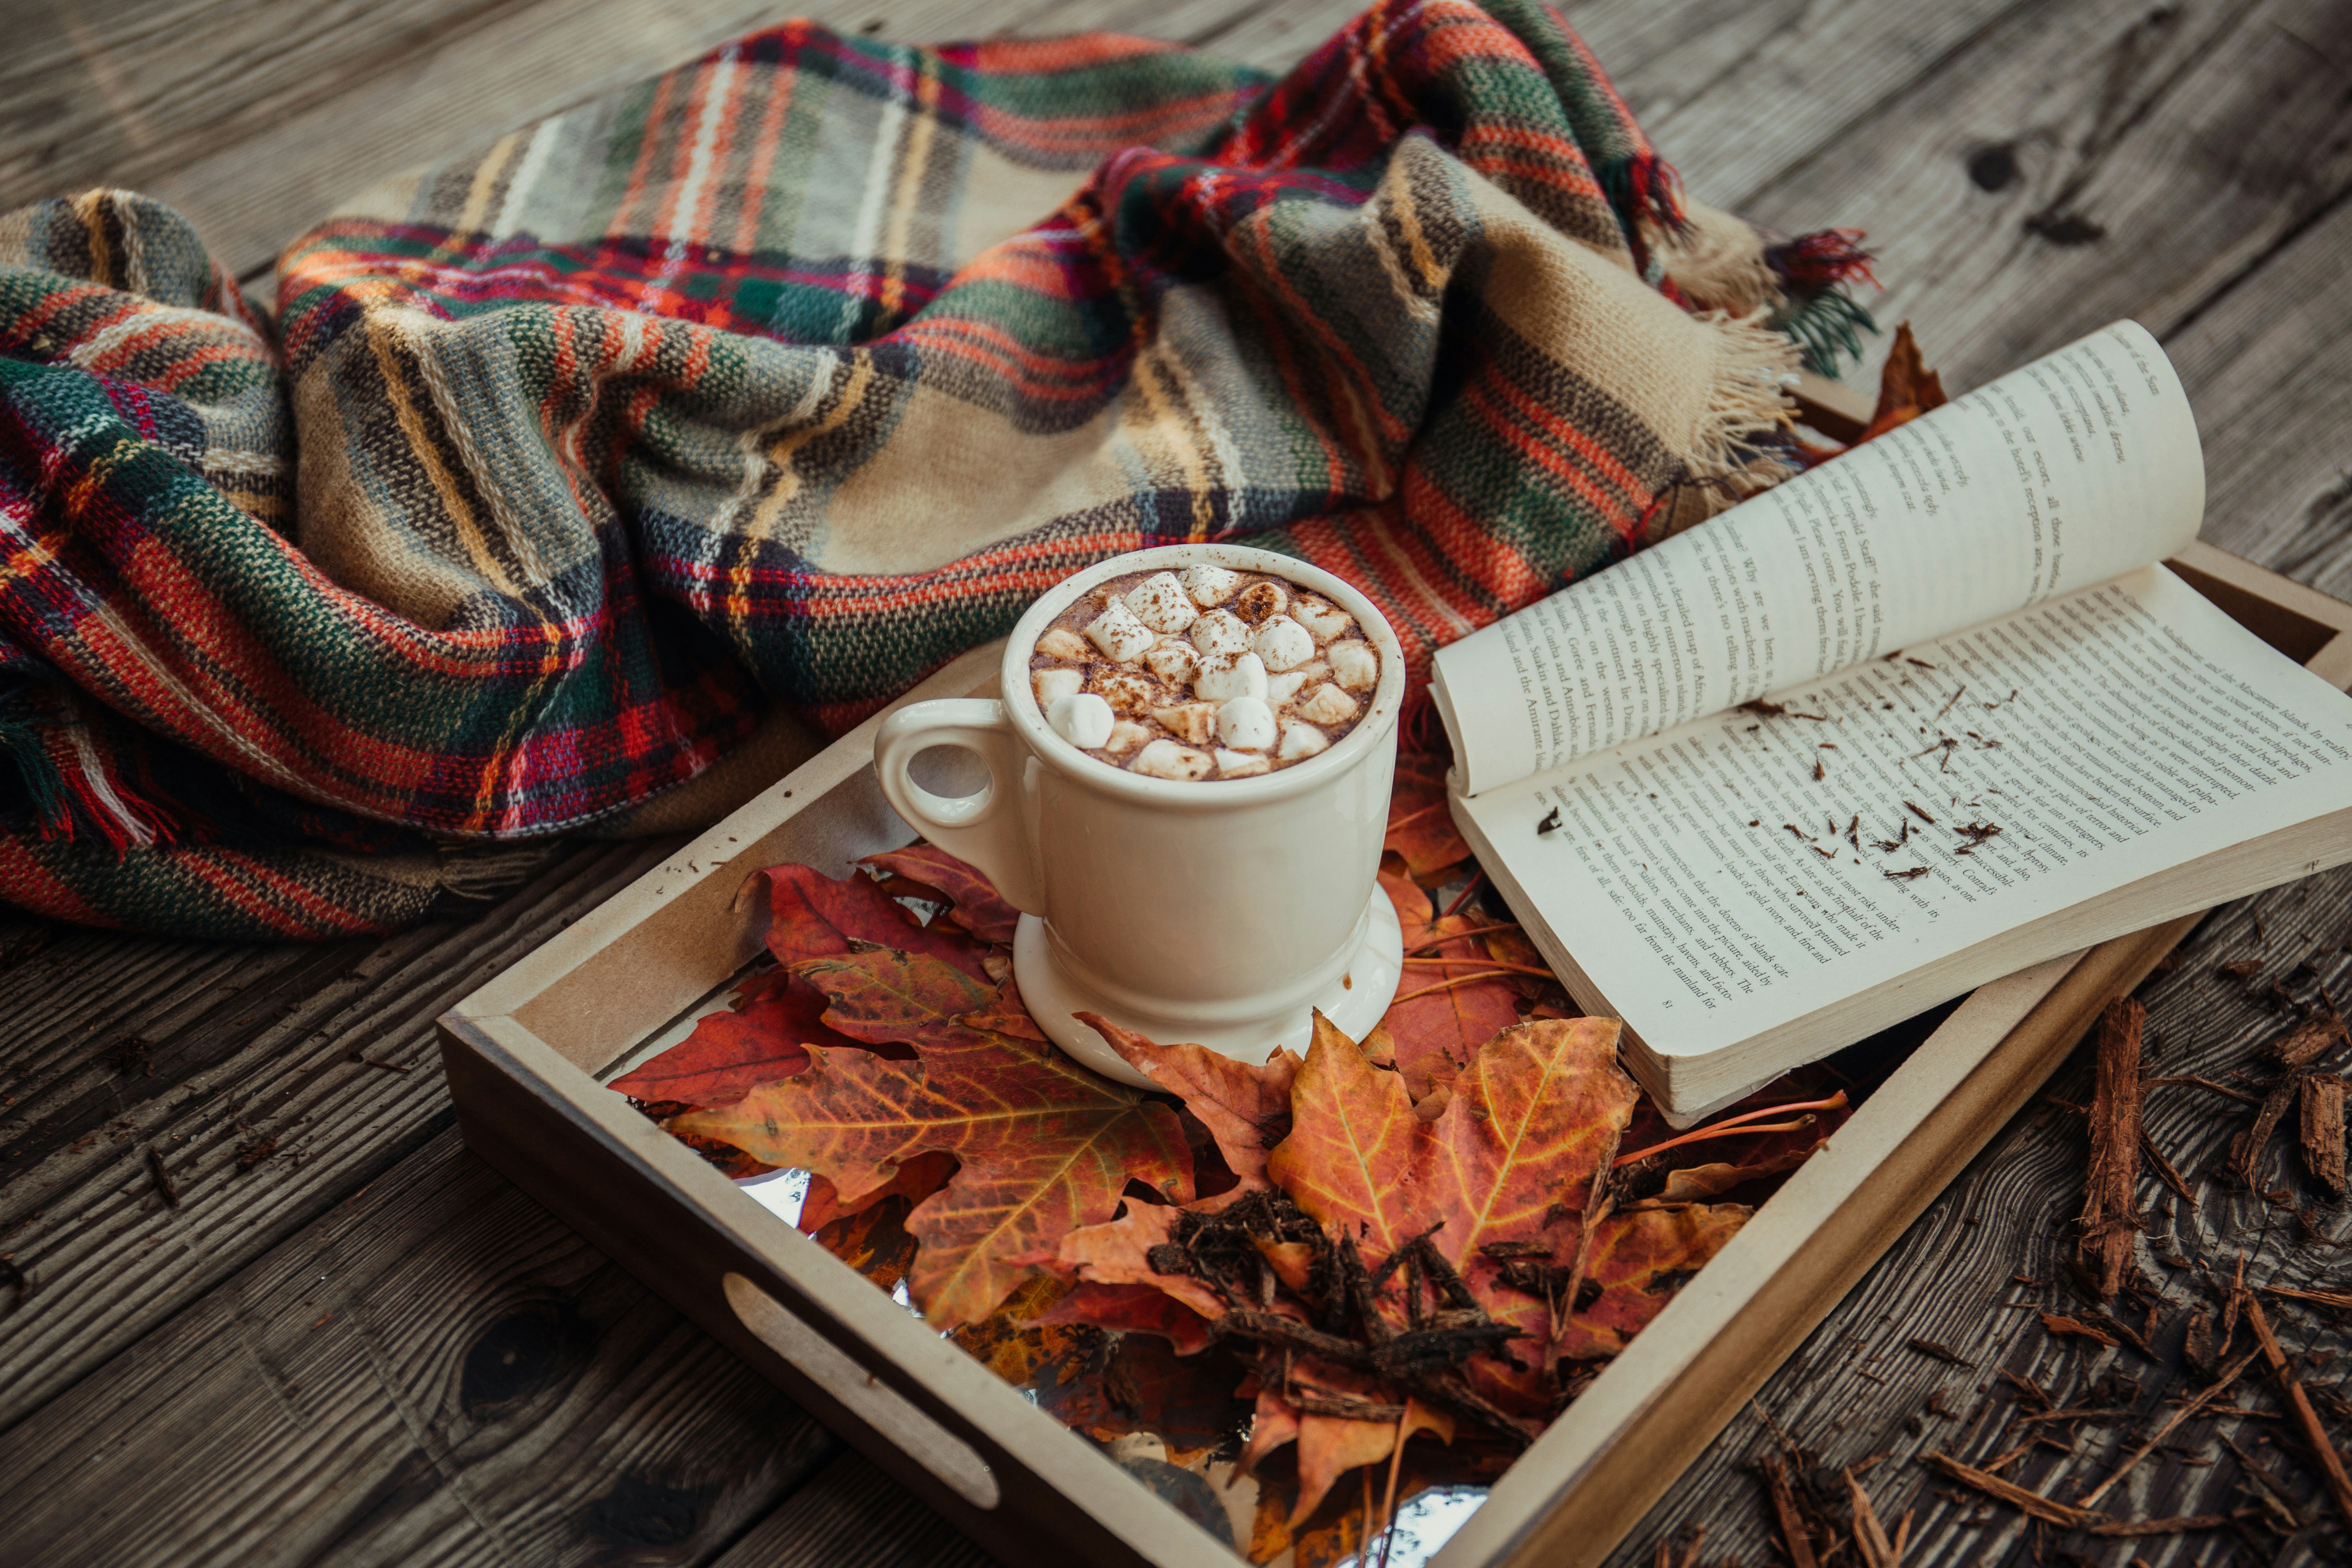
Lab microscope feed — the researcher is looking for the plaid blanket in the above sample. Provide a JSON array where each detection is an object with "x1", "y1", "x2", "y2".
[{"x1": 0, "y1": 0, "x2": 1870, "y2": 939}]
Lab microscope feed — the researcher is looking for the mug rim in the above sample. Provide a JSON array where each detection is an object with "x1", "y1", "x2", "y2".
[{"x1": 999, "y1": 543, "x2": 1409, "y2": 809}]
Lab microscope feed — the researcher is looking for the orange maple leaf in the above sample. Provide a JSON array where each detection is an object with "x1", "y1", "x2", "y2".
[
  {"x1": 673, "y1": 947, "x2": 1193, "y2": 1328},
  {"x1": 1238, "y1": 1361, "x2": 1455, "y2": 1527},
  {"x1": 1268, "y1": 1013, "x2": 1637, "y2": 1270},
  {"x1": 1079, "y1": 1011, "x2": 1301, "y2": 1189}
]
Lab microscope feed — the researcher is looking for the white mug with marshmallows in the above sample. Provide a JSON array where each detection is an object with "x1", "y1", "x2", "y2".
[{"x1": 873, "y1": 543, "x2": 1407, "y2": 1085}]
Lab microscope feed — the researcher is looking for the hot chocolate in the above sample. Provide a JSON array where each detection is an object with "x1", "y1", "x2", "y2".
[{"x1": 1028, "y1": 564, "x2": 1382, "y2": 780}]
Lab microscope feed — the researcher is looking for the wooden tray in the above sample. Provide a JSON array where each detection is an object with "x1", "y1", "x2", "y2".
[{"x1": 438, "y1": 510, "x2": 2352, "y2": 1567}]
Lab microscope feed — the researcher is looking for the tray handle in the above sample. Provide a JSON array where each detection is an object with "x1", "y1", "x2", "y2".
[{"x1": 722, "y1": 1270, "x2": 1001, "y2": 1511}]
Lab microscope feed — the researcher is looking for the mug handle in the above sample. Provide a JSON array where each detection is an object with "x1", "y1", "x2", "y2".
[{"x1": 873, "y1": 699, "x2": 1046, "y2": 914}]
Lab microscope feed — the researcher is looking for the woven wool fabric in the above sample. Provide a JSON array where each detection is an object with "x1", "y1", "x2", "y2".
[{"x1": 0, "y1": 0, "x2": 1869, "y2": 940}]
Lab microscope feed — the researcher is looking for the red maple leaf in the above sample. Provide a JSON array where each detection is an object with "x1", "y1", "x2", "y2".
[
  {"x1": 860, "y1": 843, "x2": 1022, "y2": 945},
  {"x1": 757, "y1": 861, "x2": 992, "y2": 982},
  {"x1": 608, "y1": 969, "x2": 829, "y2": 1107}
]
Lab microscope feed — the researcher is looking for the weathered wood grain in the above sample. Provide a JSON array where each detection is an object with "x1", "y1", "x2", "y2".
[
  {"x1": 707, "y1": 1450, "x2": 998, "y2": 1568},
  {"x1": 1705, "y1": 0, "x2": 2352, "y2": 411},
  {"x1": 1605, "y1": 863, "x2": 2352, "y2": 1567},
  {"x1": 0, "y1": 839, "x2": 681, "y2": 1431},
  {"x1": 2166, "y1": 187, "x2": 2352, "y2": 600},
  {"x1": 0, "y1": 1127, "x2": 843, "y2": 1567}
]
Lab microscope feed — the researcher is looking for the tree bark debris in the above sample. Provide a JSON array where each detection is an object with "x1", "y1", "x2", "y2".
[
  {"x1": 2240, "y1": 1293, "x2": 2352, "y2": 1530},
  {"x1": 2078, "y1": 999, "x2": 2143, "y2": 1297},
  {"x1": 2039, "y1": 1311, "x2": 2118, "y2": 1349},
  {"x1": 2301, "y1": 1074, "x2": 2346, "y2": 1196},
  {"x1": 1920, "y1": 1452, "x2": 2097, "y2": 1528},
  {"x1": 2075, "y1": 1345, "x2": 2259, "y2": 1508}
]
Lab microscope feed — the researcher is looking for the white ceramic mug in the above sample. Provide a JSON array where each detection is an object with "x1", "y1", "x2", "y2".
[{"x1": 873, "y1": 544, "x2": 1408, "y2": 1085}]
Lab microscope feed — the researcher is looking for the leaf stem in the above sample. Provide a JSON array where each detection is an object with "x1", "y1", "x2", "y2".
[
  {"x1": 1386, "y1": 798, "x2": 1450, "y2": 834},
  {"x1": 1399, "y1": 959, "x2": 1555, "y2": 979},
  {"x1": 1389, "y1": 970, "x2": 1516, "y2": 1005},
  {"x1": 1613, "y1": 1091, "x2": 1848, "y2": 1168},
  {"x1": 1399, "y1": 922, "x2": 1520, "y2": 957}
]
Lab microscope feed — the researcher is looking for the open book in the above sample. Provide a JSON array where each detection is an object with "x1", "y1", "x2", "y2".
[{"x1": 1432, "y1": 321, "x2": 2352, "y2": 1121}]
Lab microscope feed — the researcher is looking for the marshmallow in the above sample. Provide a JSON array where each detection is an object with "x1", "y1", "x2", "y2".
[
  {"x1": 1085, "y1": 598, "x2": 1155, "y2": 663},
  {"x1": 1290, "y1": 595, "x2": 1354, "y2": 644},
  {"x1": 1234, "y1": 580, "x2": 1289, "y2": 623},
  {"x1": 1216, "y1": 695, "x2": 1276, "y2": 750},
  {"x1": 1189, "y1": 609, "x2": 1251, "y2": 657},
  {"x1": 1034, "y1": 627, "x2": 1090, "y2": 662},
  {"x1": 1216, "y1": 748, "x2": 1270, "y2": 778},
  {"x1": 1293, "y1": 682, "x2": 1359, "y2": 727},
  {"x1": 1104, "y1": 719, "x2": 1153, "y2": 754},
  {"x1": 1193, "y1": 651, "x2": 1267, "y2": 703},
  {"x1": 1034, "y1": 667, "x2": 1083, "y2": 708},
  {"x1": 1327, "y1": 639, "x2": 1379, "y2": 691},
  {"x1": 1090, "y1": 669, "x2": 1161, "y2": 714},
  {"x1": 1132, "y1": 739, "x2": 1215, "y2": 781},
  {"x1": 1252, "y1": 616, "x2": 1316, "y2": 673},
  {"x1": 1142, "y1": 636, "x2": 1200, "y2": 685},
  {"x1": 1152, "y1": 702, "x2": 1219, "y2": 746},
  {"x1": 1125, "y1": 571, "x2": 1199, "y2": 634},
  {"x1": 1047, "y1": 692, "x2": 1115, "y2": 749},
  {"x1": 1181, "y1": 564, "x2": 1241, "y2": 606},
  {"x1": 1265, "y1": 669, "x2": 1311, "y2": 707},
  {"x1": 1277, "y1": 717, "x2": 1329, "y2": 761}
]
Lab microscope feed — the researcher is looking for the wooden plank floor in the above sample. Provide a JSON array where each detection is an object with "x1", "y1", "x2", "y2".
[{"x1": 3, "y1": 0, "x2": 2348, "y2": 1563}]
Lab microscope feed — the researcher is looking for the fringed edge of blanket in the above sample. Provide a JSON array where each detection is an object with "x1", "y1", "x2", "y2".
[{"x1": 0, "y1": 682, "x2": 177, "y2": 854}]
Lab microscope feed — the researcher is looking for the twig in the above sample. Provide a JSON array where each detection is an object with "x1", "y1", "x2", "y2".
[
  {"x1": 2138, "y1": 1126, "x2": 2197, "y2": 1209},
  {"x1": 1551, "y1": 1122, "x2": 1622, "y2": 1367},
  {"x1": 2241, "y1": 1293, "x2": 2352, "y2": 1528},
  {"x1": 2263, "y1": 1283, "x2": 2352, "y2": 1310},
  {"x1": 2074, "y1": 1345, "x2": 2260, "y2": 1506},
  {"x1": 2088, "y1": 1509, "x2": 2261, "y2": 1537},
  {"x1": 2142, "y1": 1074, "x2": 2263, "y2": 1107},
  {"x1": 1920, "y1": 1453, "x2": 2096, "y2": 1528}
]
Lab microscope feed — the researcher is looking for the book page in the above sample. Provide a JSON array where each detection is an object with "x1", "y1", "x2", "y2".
[
  {"x1": 1455, "y1": 565, "x2": 2352, "y2": 1062},
  {"x1": 1433, "y1": 320, "x2": 2205, "y2": 796}
]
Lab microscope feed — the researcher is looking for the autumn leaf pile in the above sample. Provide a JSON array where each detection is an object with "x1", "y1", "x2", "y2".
[{"x1": 618, "y1": 765, "x2": 1848, "y2": 1557}]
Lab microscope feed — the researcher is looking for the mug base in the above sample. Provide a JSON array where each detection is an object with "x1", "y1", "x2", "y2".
[{"x1": 1014, "y1": 891, "x2": 1404, "y2": 1088}]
